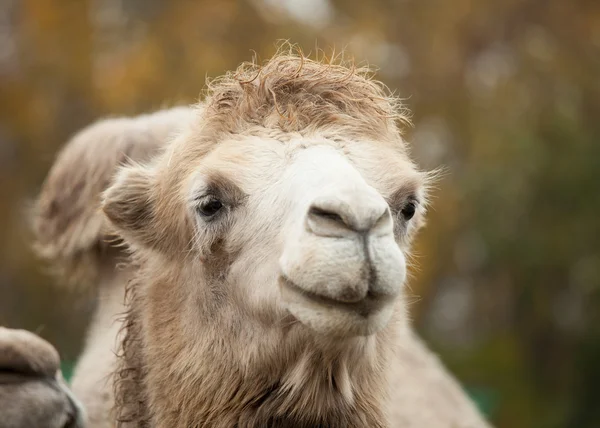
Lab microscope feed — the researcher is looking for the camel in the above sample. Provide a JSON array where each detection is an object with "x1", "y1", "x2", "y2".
[
  {"x1": 0, "y1": 326, "x2": 85, "y2": 428},
  {"x1": 34, "y1": 51, "x2": 492, "y2": 428}
]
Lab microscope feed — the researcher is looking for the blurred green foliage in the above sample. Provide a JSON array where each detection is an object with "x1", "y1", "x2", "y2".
[{"x1": 0, "y1": 1, "x2": 598, "y2": 427}]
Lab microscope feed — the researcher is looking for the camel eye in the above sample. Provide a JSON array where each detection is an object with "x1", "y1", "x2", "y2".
[
  {"x1": 197, "y1": 197, "x2": 223, "y2": 218},
  {"x1": 401, "y1": 201, "x2": 417, "y2": 221}
]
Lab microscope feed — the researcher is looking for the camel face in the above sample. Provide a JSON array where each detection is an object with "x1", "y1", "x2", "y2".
[
  {"x1": 183, "y1": 133, "x2": 424, "y2": 338},
  {"x1": 101, "y1": 56, "x2": 429, "y2": 344}
]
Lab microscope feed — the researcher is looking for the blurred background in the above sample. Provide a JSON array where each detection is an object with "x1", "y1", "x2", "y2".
[{"x1": 0, "y1": 0, "x2": 598, "y2": 427}]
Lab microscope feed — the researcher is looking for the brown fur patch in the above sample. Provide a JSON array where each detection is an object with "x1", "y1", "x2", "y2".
[
  {"x1": 201, "y1": 45, "x2": 410, "y2": 142},
  {"x1": 113, "y1": 272, "x2": 151, "y2": 428}
]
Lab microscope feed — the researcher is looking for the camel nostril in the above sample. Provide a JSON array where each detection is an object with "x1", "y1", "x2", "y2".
[
  {"x1": 306, "y1": 192, "x2": 391, "y2": 235},
  {"x1": 308, "y1": 206, "x2": 347, "y2": 226}
]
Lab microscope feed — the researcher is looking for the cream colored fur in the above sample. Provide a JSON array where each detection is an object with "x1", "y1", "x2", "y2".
[
  {"x1": 68, "y1": 269, "x2": 127, "y2": 428},
  {"x1": 34, "y1": 50, "x2": 492, "y2": 428}
]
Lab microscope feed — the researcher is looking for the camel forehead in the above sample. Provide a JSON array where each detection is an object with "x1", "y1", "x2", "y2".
[
  {"x1": 202, "y1": 136, "x2": 285, "y2": 171},
  {"x1": 189, "y1": 134, "x2": 420, "y2": 195}
]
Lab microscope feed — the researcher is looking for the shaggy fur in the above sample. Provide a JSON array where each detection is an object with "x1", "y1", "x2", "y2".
[{"x1": 0, "y1": 327, "x2": 85, "y2": 428}]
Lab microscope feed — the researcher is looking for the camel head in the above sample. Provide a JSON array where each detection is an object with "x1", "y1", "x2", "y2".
[
  {"x1": 104, "y1": 54, "x2": 427, "y2": 340},
  {"x1": 103, "y1": 51, "x2": 430, "y2": 426}
]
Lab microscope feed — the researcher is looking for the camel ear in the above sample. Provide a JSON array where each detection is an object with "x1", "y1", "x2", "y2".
[{"x1": 103, "y1": 164, "x2": 157, "y2": 249}]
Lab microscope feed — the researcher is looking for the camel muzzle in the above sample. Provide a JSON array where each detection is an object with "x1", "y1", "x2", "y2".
[{"x1": 279, "y1": 183, "x2": 406, "y2": 337}]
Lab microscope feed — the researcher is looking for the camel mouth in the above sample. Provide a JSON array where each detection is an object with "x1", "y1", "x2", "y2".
[
  {"x1": 278, "y1": 275, "x2": 395, "y2": 337},
  {"x1": 280, "y1": 275, "x2": 388, "y2": 315}
]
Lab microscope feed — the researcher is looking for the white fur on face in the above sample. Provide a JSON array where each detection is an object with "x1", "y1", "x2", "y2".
[
  {"x1": 188, "y1": 136, "x2": 420, "y2": 338},
  {"x1": 277, "y1": 144, "x2": 407, "y2": 337}
]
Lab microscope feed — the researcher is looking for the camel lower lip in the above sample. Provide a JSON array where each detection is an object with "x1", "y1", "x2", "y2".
[{"x1": 279, "y1": 275, "x2": 386, "y2": 317}]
